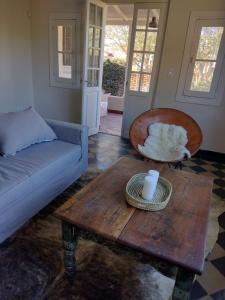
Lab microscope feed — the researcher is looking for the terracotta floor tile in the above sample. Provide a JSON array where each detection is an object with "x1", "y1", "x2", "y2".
[{"x1": 99, "y1": 113, "x2": 122, "y2": 136}]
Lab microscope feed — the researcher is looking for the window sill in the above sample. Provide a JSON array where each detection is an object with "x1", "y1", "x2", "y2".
[{"x1": 50, "y1": 78, "x2": 80, "y2": 90}]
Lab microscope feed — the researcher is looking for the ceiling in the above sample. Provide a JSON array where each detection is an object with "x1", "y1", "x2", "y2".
[
  {"x1": 106, "y1": 5, "x2": 134, "y2": 25},
  {"x1": 106, "y1": 5, "x2": 160, "y2": 26}
]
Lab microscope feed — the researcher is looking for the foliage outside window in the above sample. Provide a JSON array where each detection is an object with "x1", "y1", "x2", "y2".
[
  {"x1": 103, "y1": 25, "x2": 129, "y2": 97},
  {"x1": 102, "y1": 59, "x2": 126, "y2": 96},
  {"x1": 190, "y1": 26, "x2": 224, "y2": 92}
]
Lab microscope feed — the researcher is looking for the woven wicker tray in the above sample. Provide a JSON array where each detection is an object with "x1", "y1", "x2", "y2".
[{"x1": 125, "y1": 173, "x2": 172, "y2": 211}]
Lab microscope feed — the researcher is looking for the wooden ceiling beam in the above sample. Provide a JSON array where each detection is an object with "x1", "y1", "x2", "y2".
[{"x1": 113, "y1": 5, "x2": 129, "y2": 22}]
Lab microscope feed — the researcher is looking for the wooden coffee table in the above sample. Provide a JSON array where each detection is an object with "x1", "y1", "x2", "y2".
[{"x1": 54, "y1": 157, "x2": 213, "y2": 300}]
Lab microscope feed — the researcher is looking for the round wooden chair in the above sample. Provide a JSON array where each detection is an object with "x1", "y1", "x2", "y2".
[{"x1": 130, "y1": 108, "x2": 203, "y2": 163}]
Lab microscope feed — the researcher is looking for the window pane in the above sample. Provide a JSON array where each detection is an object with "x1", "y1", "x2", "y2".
[
  {"x1": 88, "y1": 27, "x2": 94, "y2": 48},
  {"x1": 90, "y1": 3, "x2": 95, "y2": 25},
  {"x1": 196, "y1": 26, "x2": 224, "y2": 60},
  {"x1": 58, "y1": 26, "x2": 63, "y2": 51},
  {"x1": 140, "y1": 74, "x2": 151, "y2": 92},
  {"x1": 143, "y1": 53, "x2": 154, "y2": 73},
  {"x1": 132, "y1": 53, "x2": 143, "y2": 71},
  {"x1": 134, "y1": 31, "x2": 145, "y2": 51},
  {"x1": 63, "y1": 53, "x2": 72, "y2": 66},
  {"x1": 130, "y1": 73, "x2": 140, "y2": 91},
  {"x1": 88, "y1": 48, "x2": 93, "y2": 67},
  {"x1": 96, "y1": 6, "x2": 103, "y2": 27},
  {"x1": 87, "y1": 69, "x2": 99, "y2": 87},
  {"x1": 93, "y1": 69, "x2": 99, "y2": 86},
  {"x1": 87, "y1": 69, "x2": 93, "y2": 87},
  {"x1": 148, "y1": 9, "x2": 160, "y2": 29},
  {"x1": 93, "y1": 49, "x2": 100, "y2": 67},
  {"x1": 58, "y1": 25, "x2": 72, "y2": 52},
  {"x1": 95, "y1": 28, "x2": 101, "y2": 48},
  {"x1": 190, "y1": 61, "x2": 216, "y2": 92},
  {"x1": 136, "y1": 9, "x2": 148, "y2": 30},
  {"x1": 63, "y1": 26, "x2": 72, "y2": 51},
  {"x1": 58, "y1": 53, "x2": 72, "y2": 79},
  {"x1": 145, "y1": 32, "x2": 157, "y2": 52}
]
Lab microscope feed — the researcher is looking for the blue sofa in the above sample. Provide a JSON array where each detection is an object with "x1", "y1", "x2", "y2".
[{"x1": 0, "y1": 120, "x2": 88, "y2": 243}]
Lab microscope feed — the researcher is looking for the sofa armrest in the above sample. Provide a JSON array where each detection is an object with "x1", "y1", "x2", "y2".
[{"x1": 46, "y1": 119, "x2": 88, "y2": 148}]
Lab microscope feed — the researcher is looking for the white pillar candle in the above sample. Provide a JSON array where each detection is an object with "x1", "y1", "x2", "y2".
[
  {"x1": 142, "y1": 170, "x2": 159, "y2": 201},
  {"x1": 148, "y1": 170, "x2": 159, "y2": 182}
]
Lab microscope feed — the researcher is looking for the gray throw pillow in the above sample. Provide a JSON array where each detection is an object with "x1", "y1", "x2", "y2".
[{"x1": 0, "y1": 107, "x2": 57, "y2": 156}]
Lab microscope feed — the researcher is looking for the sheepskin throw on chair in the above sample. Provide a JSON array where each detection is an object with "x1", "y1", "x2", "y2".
[{"x1": 138, "y1": 122, "x2": 191, "y2": 162}]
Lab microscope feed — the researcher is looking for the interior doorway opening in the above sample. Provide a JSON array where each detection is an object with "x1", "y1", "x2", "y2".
[{"x1": 99, "y1": 4, "x2": 134, "y2": 136}]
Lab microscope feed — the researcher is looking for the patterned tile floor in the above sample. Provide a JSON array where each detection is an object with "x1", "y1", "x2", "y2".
[{"x1": 88, "y1": 133, "x2": 225, "y2": 300}]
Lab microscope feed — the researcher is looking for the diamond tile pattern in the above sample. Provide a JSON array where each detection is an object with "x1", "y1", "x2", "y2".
[
  {"x1": 218, "y1": 213, "x2": 225, "y2": 230},
  {"x1": 211, "y1": 289, "x2": 225, "y2": 299},
  {"x1": 189, "y1": 165, "x2": 208, "y2": 173},
  {"x1": 88, "y1": 133, "x2": 225, "y2": 299},
  {"x1": 191, "y1": 159, "x2": 207, "y2": 166},
  {"x1": 216, "y1": 232, "x2": 225, "y2": 250},
  {"x1": 190, "y1": 281, "x2": 208, "y2": 299},
  {"x1": 211, "y1": 256, "x2": 225, "y2": 277},
  {"x1": 212, "y1": 170, "x2": 225, "y2": 178},
  {"x1": 212, "y1": 163, "x2": 225, "y2": 170},
  {"x1": 214, "y1": 179, "x2": 225, "y2": 187},
  {"x1": 213, "y1": 188, "x2": 225, "y2": 199}
]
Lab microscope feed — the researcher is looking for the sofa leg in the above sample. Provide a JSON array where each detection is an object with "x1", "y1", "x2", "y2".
[{"x1": 62, "y1": 221, "x2": 78, "y2": 279}]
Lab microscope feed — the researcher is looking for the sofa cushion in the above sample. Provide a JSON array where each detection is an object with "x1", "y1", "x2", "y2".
[
  {"x1": 0, "y1": 140, "x2": 81, "y2": 203},
  {"x1": 0, "y1": 107, "x2": 57, "y2": 156}
]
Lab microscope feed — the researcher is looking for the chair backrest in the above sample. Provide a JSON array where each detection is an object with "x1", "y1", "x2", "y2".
[{"x1": 130, "y1": 108, "x2": 203, "y2": 161}]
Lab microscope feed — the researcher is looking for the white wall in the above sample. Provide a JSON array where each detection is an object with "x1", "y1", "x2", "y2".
[
  {"x1": 31, "y1": 0, "x2": 83, "y2": 123},
  {"x1": 154, "y1": 0, "x2": 225, "y2": 152},
  {"x1": 0, "y1": 0, "x2": 33, "y2": 112},
  {"x1": 108, "y1": 96, "x2": 124, "y2": 112}
]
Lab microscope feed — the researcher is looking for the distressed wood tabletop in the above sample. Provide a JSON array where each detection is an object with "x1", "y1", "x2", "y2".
[{"x1": 55, "y1": 157, "x2": 213, "y2": 274}]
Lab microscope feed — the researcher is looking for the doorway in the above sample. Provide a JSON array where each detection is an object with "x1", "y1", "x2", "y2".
[
  {"x1": 82, "y1": 1, "x2": 167, "y2": 137},
  {"x1": 99, "y1": 4, "x2": 134, "y2": 136}
]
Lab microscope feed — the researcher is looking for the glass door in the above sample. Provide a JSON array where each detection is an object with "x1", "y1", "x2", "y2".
[
  {"x1": 122, "y1": 3, "x2": 167, "y2": 138},
  {"x1": 82, "y1": 0, "x2": 106, "y2": 136},
  {"x1": 87, "y1": 2, "x2": 103, "y2": 88},
  {"x1": 130, "y1": 8, "x2": 160, "y2": 93}
]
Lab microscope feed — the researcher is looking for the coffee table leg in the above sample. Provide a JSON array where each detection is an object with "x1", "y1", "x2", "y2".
[
  {"x1": 172, "y1": 268, "x2": 195, "y2": 300},
  {"x1": 62, "y1": 221, "x2": 78, "y2": 277}
]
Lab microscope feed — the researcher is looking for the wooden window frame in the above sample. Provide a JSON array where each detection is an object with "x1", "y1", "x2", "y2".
[
  {"x1": 176, "y1": 11, "x2": 225, "y2": 106},
  {"x1": 49, "y1": 14, "x2": 80, "y2": 89}
]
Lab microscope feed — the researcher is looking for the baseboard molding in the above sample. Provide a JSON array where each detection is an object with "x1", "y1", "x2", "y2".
[
  {"x1": 194, "y1": 150, "x2": 225, "y2": 163},
  {"x1": 108, "y1": 109, "x2": 123, "y2": 115}
]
